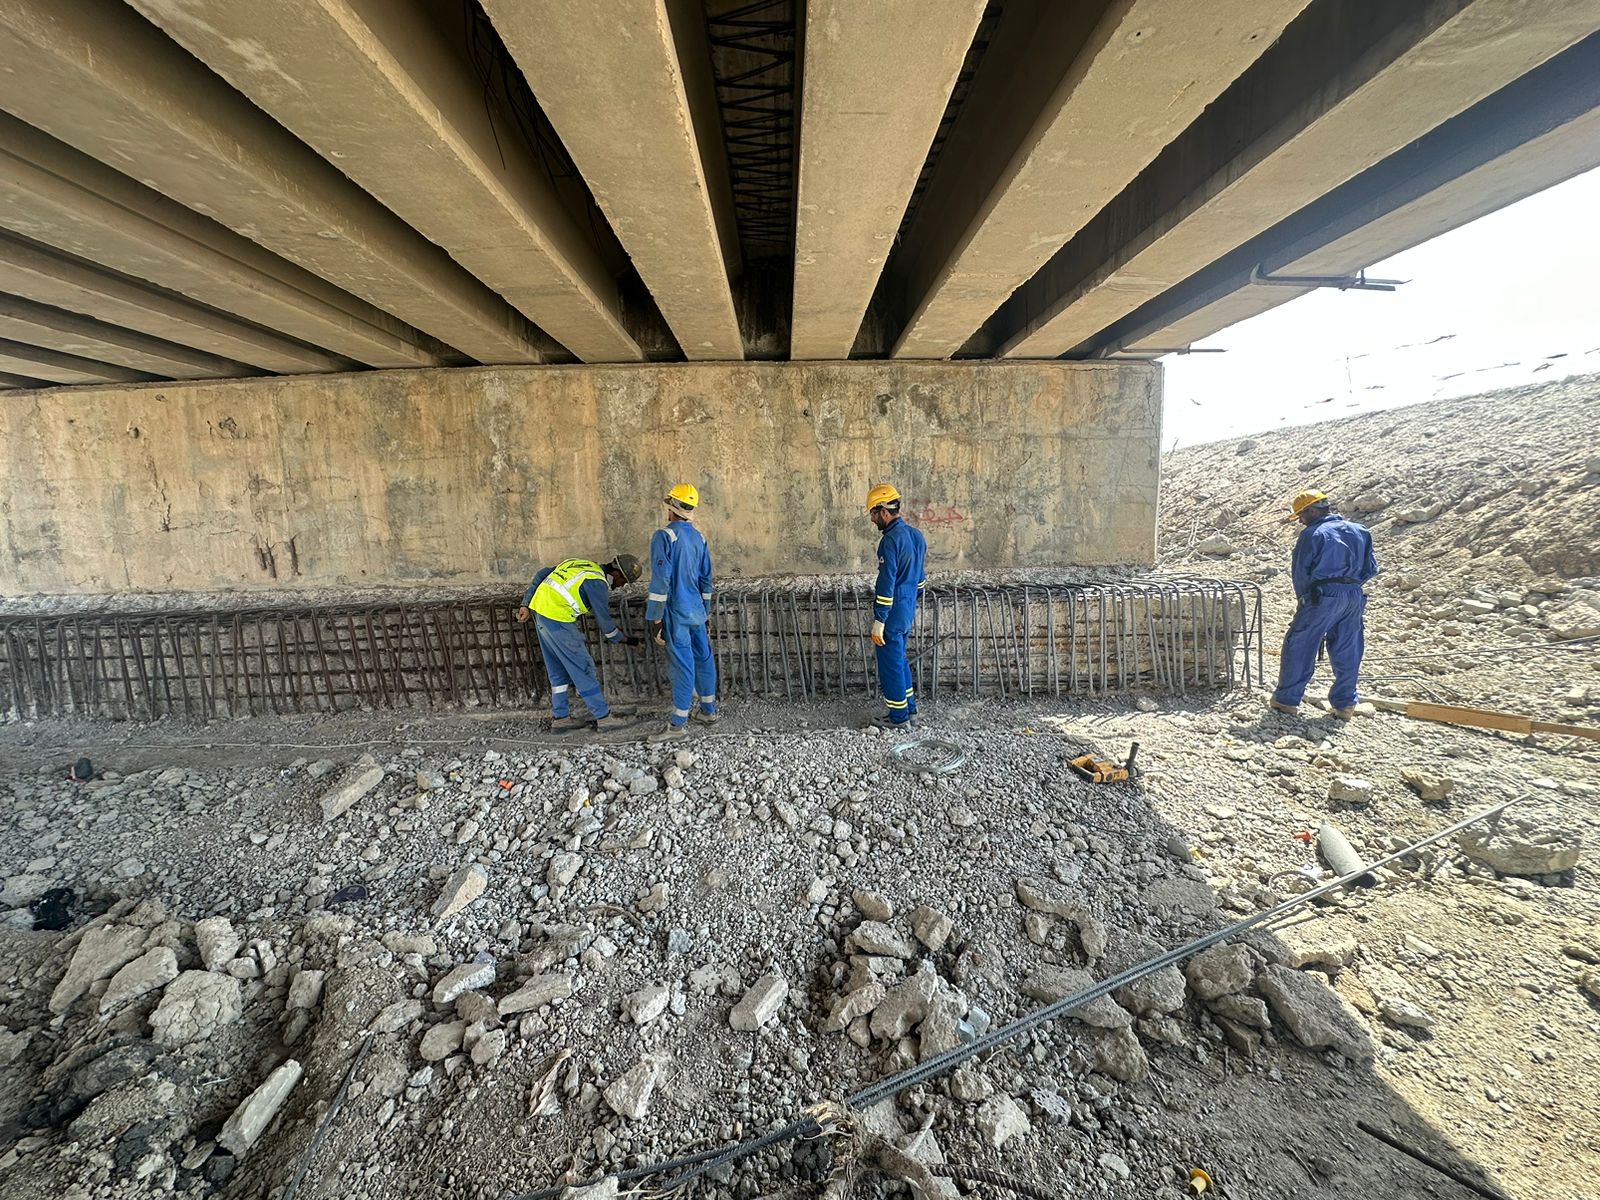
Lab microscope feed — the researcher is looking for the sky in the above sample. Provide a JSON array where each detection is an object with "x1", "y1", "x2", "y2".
[{"x1": 1158, "y1": 163, "x2": 1600, "y2": 450}]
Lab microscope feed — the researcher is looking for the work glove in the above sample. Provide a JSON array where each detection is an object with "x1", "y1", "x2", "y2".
[
  {"x1": 514, "y1": 607, "x2": 530, "y2": 624},
  {"x1": 652, "y1": 621, "x2": 665, "y2": 646},
  {"x1": 870, "y1": 620, "x2": 886, "y2": 647}
]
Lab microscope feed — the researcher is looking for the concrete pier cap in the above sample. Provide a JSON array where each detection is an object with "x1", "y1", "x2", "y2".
[{"x1": 0, "y1": 361, "x2": 1160, "y2": 597}]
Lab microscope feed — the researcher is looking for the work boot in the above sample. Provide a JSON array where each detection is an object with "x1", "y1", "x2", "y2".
[
  {"x1": 548, "y1": 716, "x2": 582, "y2": 734},
  {"x1": 647, "y1": 722, "x2": 688, "y2": 744},
  {"x1": 691, "y1": 709, "x2": 721, "y2": 726},
  {"x1": 1268, "y1": 699, "x2": 1299, "y2": 715},
  {"x1": 862, "y1": 712, "x2": 915, "y2": 732},
  {"x1": 1330, "y1": 706, "x2": 1356, "y2": 720},
  {"x1": 593, "y1": 714, "x2": 637, "y2": 733}
]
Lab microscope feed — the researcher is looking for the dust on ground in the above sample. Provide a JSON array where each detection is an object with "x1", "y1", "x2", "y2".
[{"x1": 0, "y1": 375, "x2": 1596, "y2": 1200}]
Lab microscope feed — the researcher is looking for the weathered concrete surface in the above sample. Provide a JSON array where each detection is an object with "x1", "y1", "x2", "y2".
[
  {"x1": 0, "y1": 0, "x2": 543, "y2": 366},
  {"x1": 485, "y1": 0, "x2": 744, "y2": 360},
  {"x1": 0, "y1": 233, "x2": 346, "y2": 376},
  {"x1": 1000, "y1": 0, "x2": 1600, "y2": 358},
  {"x1": 132, "y1": 0, "x2": 642, "y2": 365},
  {"x1": 0, "y1": 293, "x2": 252, "y2": 380},
  {"x1": 892, "y1": 0, "x2": 1311, "y2": 360},
  {"x1": 0, "y1": 113, "x2": 421, "y2": 370},
  {"x1": 790, "y1": 0, "x2": 986, "y2": 360},
  {"x1": 0, "y1": 363, "x2": 1159, "y2": 595}
]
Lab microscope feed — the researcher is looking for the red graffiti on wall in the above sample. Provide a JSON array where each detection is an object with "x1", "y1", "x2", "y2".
[{"x1": 907, "y1": 499, "x2": 967, "y2": 527}]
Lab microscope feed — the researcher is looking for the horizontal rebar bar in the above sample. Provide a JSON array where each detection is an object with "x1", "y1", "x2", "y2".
[{"x1": 0, "y1": 579, "x2": 1262, "y2": 722}]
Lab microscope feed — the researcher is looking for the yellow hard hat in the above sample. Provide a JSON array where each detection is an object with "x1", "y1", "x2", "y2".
[
  {"x1": 865, "y1": 482, "x2": 901, "y2": 514},
  {"x1": 1290, "y1": 490, "x2": 1329, "y2": 517},
  {"x1": 665, "y1": 482, "x2": 699, "y2": 512}
]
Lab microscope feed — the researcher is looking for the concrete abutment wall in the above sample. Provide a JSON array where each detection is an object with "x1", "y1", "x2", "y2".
[{"x1": 0, "y1": 362, "x2": 1161, "y2": 597}]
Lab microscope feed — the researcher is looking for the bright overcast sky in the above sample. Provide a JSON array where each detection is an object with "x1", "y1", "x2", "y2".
[{"x1": 1159, "y1": 163, "x2": 1600, "y2": 450}]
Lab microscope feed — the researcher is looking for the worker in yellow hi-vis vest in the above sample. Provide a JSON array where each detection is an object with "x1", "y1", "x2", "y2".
[{"x1": 516, "y1": 554, "x2": 642, "y2": 732}]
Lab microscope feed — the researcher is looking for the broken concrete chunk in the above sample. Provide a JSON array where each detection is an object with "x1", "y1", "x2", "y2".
[
  {"x1": 431, "y1": 864, "x2": 490, "y2": 924},
  {"x1": 433, "y1": 961, "x2": 496, "y2": 1006},
  {"x1": 149, "y1": 971, "x2": 243, "y2": 1046},
  {"x1": 420, "y1": 1020, "x2": 466, "y2": 1062},
  {"x1": 99, "y1": 946, "x2": 179, "y2": 1015},
  {"x1": 371, "y1": 998, "x2": 424, "y2": 1035},
  {"x1": 51, "y1": 924, "x2": 148, "y2": 1014},
  {"x1": 1400, "y1": 767, "x2": 1455, "y2": 802},
  {"x1": 498, "y1": 973, "x2": 575, "y2": 1016},
  {"x1": 217, "y1": 1060, "x2": 302, "y2": 1156},
  {"x1": 623, "y1": 984, "x2": 671, "y2": 1026},
  {"x1": 1272, "y1": 922, "x2": 1358, "y2": 970},
  {"x1": 849, "y1": 920, "x2": 915, "y2": 959},
  {"x1": 824, "y1": 982, "x2": 886, "y2": 1033},
  {"x1": 1327, "y1": 775, "x2": 1374, "y2": 805},
  {"x1": 1458, "y1": 814, "x2": 1581, "y2": 876},
  {"x1": 974, "y1": 1094, "x2": 1030, "y2": 1149},
  {"x1": 1112, "y1": 964, "x2": 1187, "y2": 1018},
  {"x1": 909, "y1": 905, "x2": 954, "y2": 952},
  {"x1": 1019, "y1": 965, "x2": 1130, "y2": 1028},
  {"x1": 1256, "y1": 964, "x2": 1373, "y2": 1060},
  {"x1": 949, "y1": 1066, "x2": 993, "y2": 1103},
  {"x1": 1183, "y1": 944, "x2": 1256, "y2": 1000},
  {"x1": 730, "y1": 972, "x2": 788, "y2": 1031},
  {"x1": 547, "y1": 851, "x2": 583, "y2": 888},
  {"x1": 471, "y1": 1028, "x2": 508, "y2": 1066},
  {"x1": 1208, "y1": 992, "x2": 1270, "y2": 1029},
  {"x1": 287, "y1": 968, "x2": 326, "y2": 1011},
  {"x1": 320, "y1": 753, "x2": 385, "y2": 821},
  {"x1": 1085, "y1": 1024, "x2": 1149, "y2": 1082},
  {"x1": 852, "y1": 889, "x2": 894, "y2": 921},
  {"x1": 193, "y1": 916, "x2": 242, "y2": 971},
  {"x1": 870, "y1": 970, "x2": 939, "y2": 1040},
  {"x1": 603, "y1": 1056, "x2": 663, "y2": 1120}
]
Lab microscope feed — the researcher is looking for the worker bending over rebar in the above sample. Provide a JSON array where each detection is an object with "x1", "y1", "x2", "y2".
[{"x1": 518, "y1": 555, "x2": 643, "y2": 732}]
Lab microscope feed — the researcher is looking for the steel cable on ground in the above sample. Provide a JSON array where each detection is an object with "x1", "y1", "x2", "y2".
[{"x1": 513, "y1": 795, "x2": 1530, "y2": 1199}]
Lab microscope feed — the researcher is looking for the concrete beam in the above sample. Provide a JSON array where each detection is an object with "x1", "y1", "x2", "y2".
[
  {"x1": 129, "y1": 0, "x2": 642, "y2": 365},
  {"x1": 890, "y1": 0, "x2": 1312, "y2": 359},
  {"x1": 0, "y1": 293, "x2": 253, "y2": 380},
  {"x1": 1106, "y1": 37, "x2": 1600, "y2": 355},
  {"x1": 998, "y1": 0, "x2": 1600, "y2": 358},
  {"x1": 789, "y1": 0, "x2": 986, "y2": 360},
  {"x1": 0, "y1": 0, "x2": 544, "y2": 365},
  {"x1": 0, "y1": 371, "x2": 51, "y2": 390},
  {"x1": 0, "y1": 234, "x2": 345, "y2": 376},
  {"x1": 0, "y1": 114, "x2": 421, "y2": 370},
  {"x1": 484, "y1": 0, "x2": 745, "y2": 360},
  {"x1": 0, "y1": 337, "x2": 153, "y2": 386}
]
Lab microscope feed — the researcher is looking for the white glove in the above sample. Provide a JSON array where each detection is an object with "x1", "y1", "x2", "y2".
[{"x1": 870, "y1": 620, "x2": 886, "y2": 647}]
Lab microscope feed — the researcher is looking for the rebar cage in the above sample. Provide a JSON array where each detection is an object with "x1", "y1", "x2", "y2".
[{"x1": 0, "y1": 578, "x2": 1262, "y2": 722}]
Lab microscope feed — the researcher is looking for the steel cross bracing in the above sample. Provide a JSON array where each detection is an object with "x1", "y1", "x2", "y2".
[
  {"x1": 0, "y1": 579, "x2": 1262, "y2": 722},
  {"x1": 706, "y1": 0, "x2": 798, "y2": 258}
]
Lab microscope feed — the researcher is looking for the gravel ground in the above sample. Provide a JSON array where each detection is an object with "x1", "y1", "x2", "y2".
[{"x1": 0, "y1": 375, "x2": 1597, "y2": 1200}]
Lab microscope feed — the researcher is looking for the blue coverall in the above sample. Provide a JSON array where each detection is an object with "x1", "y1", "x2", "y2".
[
  {"x1": 646, "y1": 520, "x2": 717, "y2": 727},
  {"x1": 1272, "y1": 512, "x2": 1379, "y2": 710},
  {"x1": 520, "y1": 567, "x2": 624, "y2": 719},
  {"x1": 873, "y1": 517, "x2": 928, "y2": 724}
]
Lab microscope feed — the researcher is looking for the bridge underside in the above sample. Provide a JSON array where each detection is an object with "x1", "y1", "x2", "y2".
[{"x1": 0, "y1": 2, "x2": 1596, "y2": 589}]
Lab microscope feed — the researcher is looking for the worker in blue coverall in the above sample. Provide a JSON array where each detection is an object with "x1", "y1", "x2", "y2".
[
  {"x1": 645, "y1": 483, "x2": 719, "y2": 743},
  {"x1": 1271, "y1": 490, "x2": 1379, "y2": 718},
  {"x1": 865, "y1": 482, "x2": 927, "y2": 729},
  {"x1": 516, "y1": 553, "x2": 643, "y2": 733}
]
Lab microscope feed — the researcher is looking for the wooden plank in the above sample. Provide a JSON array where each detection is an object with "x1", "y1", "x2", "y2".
[
  {"x1": 1529, "y1": 719, "x2": 1600, "y2": 742},
  {"x1": 1406, "y1": 701, "x2": 1531, "y2": 735}
]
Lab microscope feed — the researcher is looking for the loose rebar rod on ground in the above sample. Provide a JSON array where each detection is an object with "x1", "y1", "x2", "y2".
[{"x1": 513, "y1": 796, "x2": 1529, "y2": 1200}]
